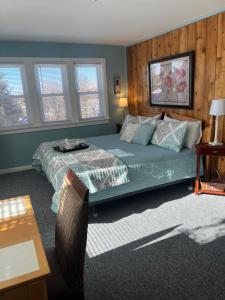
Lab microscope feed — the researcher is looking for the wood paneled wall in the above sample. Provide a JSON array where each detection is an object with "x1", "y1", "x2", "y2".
[{"x1": 127, "y1": 12, "x2": 225, "y2": 175}]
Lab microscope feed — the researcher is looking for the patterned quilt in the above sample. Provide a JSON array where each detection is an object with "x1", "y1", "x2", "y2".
[{"x1": 32, "y1": 139, "x2": 130, "y2": 212}]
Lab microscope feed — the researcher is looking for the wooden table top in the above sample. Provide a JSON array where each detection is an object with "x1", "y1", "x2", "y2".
[{"x1": 0, "y1": 195, "x2": 50, "y2": 291}]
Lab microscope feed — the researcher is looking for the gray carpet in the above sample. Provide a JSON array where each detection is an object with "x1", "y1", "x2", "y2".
[{"x1": 1, "y1": 170, "x2": 225, "y2": 300}]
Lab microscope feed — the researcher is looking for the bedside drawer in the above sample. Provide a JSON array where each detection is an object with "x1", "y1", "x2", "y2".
[{"x1": 198, "y1": 147, "x2": 225, "y2": 156}]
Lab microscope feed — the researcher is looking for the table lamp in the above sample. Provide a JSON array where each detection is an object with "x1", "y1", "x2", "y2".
[
  {"x1": 209, "y1": 99, "x2": 225, "y2": 145},
  {"x1": 118, "y1": 97, "x2": 128, "y2": 120}
]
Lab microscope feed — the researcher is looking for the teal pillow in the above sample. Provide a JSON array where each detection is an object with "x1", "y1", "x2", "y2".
[{"x1": 133, "y1": 122, "x2": 156, "y2": 145}]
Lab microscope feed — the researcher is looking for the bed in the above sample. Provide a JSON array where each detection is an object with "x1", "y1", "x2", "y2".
[{"x1": 32, "y1": 112, "x2": 203, "y2": 213}]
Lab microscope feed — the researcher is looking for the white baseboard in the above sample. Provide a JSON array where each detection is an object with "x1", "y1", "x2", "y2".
[{"x1": 0, "y1": 165, "x2": 33, "y2": 175}]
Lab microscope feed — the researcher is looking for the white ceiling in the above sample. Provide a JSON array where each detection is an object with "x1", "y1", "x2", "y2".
[{"x1": 1, "y1": 0, "x2": 225, "y2": 46}]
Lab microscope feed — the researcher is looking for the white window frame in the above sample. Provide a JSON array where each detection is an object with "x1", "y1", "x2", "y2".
[
  {"x1": 73, "y1": 59, "x2": 109, "y2": 121},
  {"x1": 34, "y1": 63, "x2": 72, "y2": 125},
  {"x1": 0, "y1": 57, "x2": 110, "y2": 135},
  {"x1": 0, "y1": 63, "x2": 33, "y2": 131}
]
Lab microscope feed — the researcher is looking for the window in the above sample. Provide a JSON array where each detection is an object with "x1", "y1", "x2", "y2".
[
  {"x1": 0, "y1": 58, "x2": 109, "y2": 134},
  {"x1": 0, "y1": 65, "x2": 31, "y2": 128},
  {"x1": 74, "y1": 63, "x2": 107, "y2": 120},
  {"x1": 35, "y1": 64, "x2": 71, "y2": 123}
]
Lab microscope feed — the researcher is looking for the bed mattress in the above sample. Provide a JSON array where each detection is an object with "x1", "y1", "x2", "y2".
[{"x1": 79, "y1": 134, "x2": 197, "y2": 206}]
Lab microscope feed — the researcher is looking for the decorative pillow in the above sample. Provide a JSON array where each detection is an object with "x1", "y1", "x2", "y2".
[
  {"x1": 120, "y1": 115, "x2": 136, "y2": 136},
  {"x1": 120, "y1": 123, "x2": 140, "y2": 143},
  {"x1": 133, "y1": 122, "x2": 156, "y2": 145},
  {"x1": 120, "y1": 114, "x2": 161, "y2": 136},
  {"x1": 151, "y1": 120, "x2": 188, "y2": 152},
  {"x1": 139, "y1": 114, "x2": 161, "y2": 124},
  {"x1": 163, "y1": 116, "x2": 202, "y2": 149}
]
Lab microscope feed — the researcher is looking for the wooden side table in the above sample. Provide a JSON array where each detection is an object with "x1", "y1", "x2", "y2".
[
  {"x1": 195, "y1": 143, "x2": 225, "y2": 195},
  {"x1": 0, "y1": 196, "x2": 50, "y2": 299}
]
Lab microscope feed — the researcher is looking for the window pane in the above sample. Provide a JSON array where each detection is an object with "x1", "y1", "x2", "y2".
[
  {"x1": 74, "y1": 62, "x2": 108, "y2": 121},
  {"x1": 76, "y1": 66, "x2": 98, "y2": 92},
  {"x1": 0, "y1": 67, "x2": 24, "y2": 96},
  {"x1": 36, "y1": 65, "x2": 63, "y2": 94},
  {"x1": 42, "y1": 95, "x2": 67, "y2": 122},
  {"x1": 0, "y1": 65, "x2": 30, "y2": 128},
  {"x1": 0, "y1": 97, "x2": 28, "y2": 127},
  {"x1": 35, "y1": 64, "x2": 71, "y2": 123},
  {"x1": 79, "y1": 94, "x2": 103, "y2": 119}
]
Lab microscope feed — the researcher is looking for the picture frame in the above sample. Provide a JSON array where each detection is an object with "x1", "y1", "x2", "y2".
[{"x1": 148, "y1": 51, "x2": 195, "y2": 109}]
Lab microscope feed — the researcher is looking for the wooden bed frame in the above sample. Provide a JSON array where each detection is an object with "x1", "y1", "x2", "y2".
[{"x1": 139, "y1": 111, "x2": 203, "y2": 123}]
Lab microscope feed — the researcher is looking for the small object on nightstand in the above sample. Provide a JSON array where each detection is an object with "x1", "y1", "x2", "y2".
[
  {"x1": 116, "y1": 123, "x2": 122, "y2": 133},
  {"x1": 195, "y1": 143, "x2": 225, "y2": 196},
  {"x1": 209, "y1": 99, "x2": 225, "y2": 146}
]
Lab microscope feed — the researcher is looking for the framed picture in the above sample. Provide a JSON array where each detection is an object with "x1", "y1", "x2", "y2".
[{"x1": 148, "y1": 51, "x2": 195, "y2": 109}]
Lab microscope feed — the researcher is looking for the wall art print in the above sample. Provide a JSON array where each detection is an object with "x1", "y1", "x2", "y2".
[{"x1": 148, "y1": 51, "x2": 194, "y2": 109}]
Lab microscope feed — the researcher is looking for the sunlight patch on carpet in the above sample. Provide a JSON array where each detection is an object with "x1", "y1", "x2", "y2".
[{"x1": 86, "y1": 194, "x2": 225, "y2": 257}]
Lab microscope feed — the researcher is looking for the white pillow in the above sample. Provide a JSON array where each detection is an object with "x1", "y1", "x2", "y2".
[
  {"x1": 120, "y1": 115, "x2": 136, "y2": 136},
  {"x1": 163, "y1": 115, "x2": 202, "y2": 149},
  {"x1": 120, "y1": 123, "x2": 140, "y2": 143},
  {"x1": 120, "y1": 114, "x2": 161, "y2": 136}
]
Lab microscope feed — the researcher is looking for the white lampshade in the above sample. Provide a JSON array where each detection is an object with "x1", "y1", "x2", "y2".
[
  {"x1": 118, "y1": 97, "x2": 128, "y2": 108},
  {"x1": 209, "y1": 99, "x2": 225, "y2": 116}
]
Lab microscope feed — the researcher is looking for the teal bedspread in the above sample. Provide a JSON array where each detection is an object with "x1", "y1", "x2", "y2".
[
  {"x1": 33, "y1": 134, "x2": 199, "y2": 212},
  {"x1": 32, "y1": 139, "x2": 129, "y2": 212},
  {"x1": 85, "y1": 134, "x2": 198, "y2": 205}
]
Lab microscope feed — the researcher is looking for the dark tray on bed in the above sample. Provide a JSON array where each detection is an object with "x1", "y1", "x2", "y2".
[{"x1": 53, "y1": 143, "x2": 89, "y2": 153}]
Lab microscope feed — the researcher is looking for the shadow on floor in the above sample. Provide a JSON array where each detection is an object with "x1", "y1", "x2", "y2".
[
  {"x1": 89, "y1": 179, "x2": 194, "y2": 224},
  {"x1": 1, "y1": 170, "x2": 225, "y2": 300},
  {"x1": 85, "y1": 226, "x2": 225, "y2": 300}
]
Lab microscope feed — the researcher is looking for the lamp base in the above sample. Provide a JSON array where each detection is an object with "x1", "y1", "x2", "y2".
[{"x1": 209, "y1": 141, "x2": 223, "y2": 146}]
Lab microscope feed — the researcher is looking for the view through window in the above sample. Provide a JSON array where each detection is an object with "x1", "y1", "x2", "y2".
[
  {"x1": 0, "y1": 58, "x2": 109, "y2": 132},
  {"x1": 35, "y1": 64, "x2": 71, "y2": 123},
  {"x1": 0, "y1": 65, "x2": 30, "y2": 128},
  {"x1": 74, "y1": 64, "x2": 106, "y2": 119}
]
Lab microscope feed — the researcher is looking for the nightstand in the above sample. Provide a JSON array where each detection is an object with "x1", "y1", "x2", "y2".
[
  {"x1": 116, "y1": 123, "x2": 122, "y2": 133},
  {"x1": 195, "y1": 143, "x2": 225, "y2": 195}
]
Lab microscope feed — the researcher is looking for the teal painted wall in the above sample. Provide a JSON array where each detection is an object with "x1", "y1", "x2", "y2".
[{"x1": 0, "y1": 42, "x2": 127, "y2": 169}]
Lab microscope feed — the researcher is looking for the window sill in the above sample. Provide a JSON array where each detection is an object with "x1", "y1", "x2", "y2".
[{"x1": 0, "y1": 118, "x2": 111, "y2": 136}]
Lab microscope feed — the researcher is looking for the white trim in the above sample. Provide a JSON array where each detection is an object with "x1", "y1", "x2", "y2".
[
  {"x1": 0, "y1": 165, "x2": 33, "y2": 175},
  {"x1": 0, "y1": 117, "x2": 110, "y2": 135},
  {"x1": 127, "y1": 6, "x2": 225, "y2": 47},
  {"x1": 102, "y1": 59, "x2": 109, "y2": 119},
  {"x1": 0, "y1": 57, "x2": 107, "y2": 63}
]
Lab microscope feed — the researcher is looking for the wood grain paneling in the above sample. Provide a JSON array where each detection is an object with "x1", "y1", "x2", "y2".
[{"x1": 127, "y1": 12, "x2": 225, "y2": 175}]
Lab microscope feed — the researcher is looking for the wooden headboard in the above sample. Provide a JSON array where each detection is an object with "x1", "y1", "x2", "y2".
[
  {"x1": 165, "y1": 112, "x2": 203, "y2": 123},
  {"x1": 139, "y1": 112, "x2": 164, "y2": 118},
  {"x1": 137, "y1": 111, "x2": 204, "y2": 125},
  {"x1": 137, "y1": 111, "x2": 208, "y2": 140}
]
